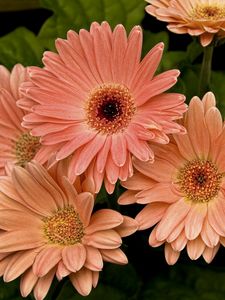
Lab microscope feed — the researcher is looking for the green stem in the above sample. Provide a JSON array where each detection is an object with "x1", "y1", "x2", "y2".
[{"x1": 198, "y1": 43, "x2": 214, "y2": 97}]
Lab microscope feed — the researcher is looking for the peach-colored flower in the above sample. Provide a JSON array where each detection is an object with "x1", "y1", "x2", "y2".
[
  {"x1": 18, "y1": 21, "x2": 186, "y2": 194},
  {"x1": 119, "y1": 92, "x2": 225, "y2": 264},
  {"x1": 0, "y1": 64, "x2": 54, "y2": 175},
  {"x1": 0, "y1": 161, "x2": 137, "y2": 299},
  {"x1": 145, "y1": 0, "x2": 225, "y2": 46}
]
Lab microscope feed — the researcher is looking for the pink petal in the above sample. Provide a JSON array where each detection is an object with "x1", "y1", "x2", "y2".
[
  {"x1": 134, "y1": 158, "x2": 176, "y2": 182},
  {"x1": 171, "y1": 230, "x2": 187, "y2": 251},
  {"x1": 167, "y1": 221, "x2": 184, "y2": 243},
  {"x1": 33, "y1": 267, "x2": 56, "y2": 300},
  {"x1": 100, "y1": 248, "x2": 128, "y2": 265},
  {"x1": 208, "y1": 197, "x2": 225, "y2": 236},
  {"x1": 201, "y1": 218, "x2": 219, "y2": 248},
  {"x1": 62, "y1": 244, "x2": 86, "y2": 272},
  {"x1": 73, "y1": 135, "x2": 106, "y2": 175},
  {"x1": 136, "y1": 203, "x2": 169, "y2": 230},
  {"x1": 184, "y1": 203, "x2": 207, "y2": 240},
  {"x1": 131, "y1": 42, "x2": 164, "y2": 91},
  {"x1": 136, "y1": 183, "x2": 180, "y2": 204},
  {"x1": 121, "y1": 172, "x2": 155, "y2": 191},
  {"x1": 84, "y1": 246, "x2": 103, "y2": 271},
  {"x1": 122, "y1": 26, "x2": 142, "y2": 86},
  {"x1": 70, "y1": 268, "x2": 93, "y2": 296},
  {"x1": 111, "y1": 134, "x2": 127, "y2": 167},
  {"x1": 0, "y1": 209, "x2": 41, "y2": 231},
  {"x1": 134, "y1": 70, "x2": 179, "y2": 106},
  {"x1": 148, "y1": 226, "x2": 165, "y2": 247},
  {"x1": 20, "y1": 268, "x2": 38, "y2": 297},
  {"x1": 12, "y1": 167, "x2": 58, "y2": 216},
  {"x1": 105, "y1": 153, "x2": 120, "y2": 184},
  {"x1": 96, "y1": 136, "x2": 111, "y2": 173},
  {"x1": 202, "y1": 244, "x2": 220, "y2": 263},
  {"x1": 75, "y1": 192, "x2": 94, "y2": 227},
  {"x1": 205, "y1": 107, "x2": 223, "y2": 142},
  {"x1": 56, "y1": 260, "x2": 70, "y2": 281},
  {"x1": 56, "y1": 130, "x2": 96, "y2": 160},
  {"x1": 115, "y1": 215, "x2": 138, "y2": 237},
  {"x1": 156, "y1": 198, "x2": 191, "y2": 241},
  {"x1": 111, "y1": 24, "x2": 127, "y2": 82},
  {"x1": 4, "y1": 248, "x2": 41, "y2": 282},
  {"x1": 126, "y1": 132, "x2": 153, "y2": 162},
  {"x1": 186, "y1": 97, "x2": 210, "y2": 158},
  {"x1": 117, "y1": 190, "x2": 137, "y2": 205},
  {"x1": 164, "y1": 243, "x2": 180, "y2": 265},
  {"x1": 33, "y1": 246, "x2": 61, "y2": 277},
  {"x1": 186, "y1": 237, "x2": 205, "y2": 260},
  {"x1": 0, "y1": 231, "x2": 43, "y2": 252},
  {"x1": 84, "y1": 230, "x2": 122, "y2": 249},
  {"x1": 86, "y1": 209, "x2": 123, "y2": 235}
]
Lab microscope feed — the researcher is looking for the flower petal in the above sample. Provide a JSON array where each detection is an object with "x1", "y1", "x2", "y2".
[
  {"x1": 62, "y1": 243, "x2": 86, "y2": 272},
  {"x1": 70, "y1": 268, "x2": 93, "y2": 296},
  {"x1": 86, "y1": 209, "x2": 123, "y2": 235},
  {"x1": 33, "y1": 247, "x2": 61, "y2": 277}
]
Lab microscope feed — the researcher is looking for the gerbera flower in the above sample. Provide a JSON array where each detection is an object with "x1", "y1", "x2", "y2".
[
  {"x1": 0, "y1": 161, "x2": 137, "y2": 299},
  {"x1": 18, "y1": 21, "x2": 186, "y2": 194},
  {"x1": 119, "y1": 92, "x2": 225, "y2": 264},
  {"x1": 145, "y1": 0, "x2": 225, "y2": 46},
  {"x1": 0, "y1": 64, "x2": 54, "y2": 175}
]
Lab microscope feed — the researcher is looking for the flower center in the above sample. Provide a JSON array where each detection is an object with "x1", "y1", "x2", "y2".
[
  {"x1": 14, "y1": 132, "x2": 41, "y2": 167},
  {"x1": 43, "y1": 206, "x2": 84, "y2": 246},
  {"x1": 192, "y1": 5, "x2": 225, "y2": 20},
  {"x1": 86, "y1": 83, "x2": 136, "y2": 134},
  {"x1": 177, "y1": 159, "x2": 223, "y2": 203}
]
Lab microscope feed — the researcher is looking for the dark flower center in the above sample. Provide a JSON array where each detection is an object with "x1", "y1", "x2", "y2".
[
  {"x1": 86, "y1": 83, "x2": 136, "y2": 134},
  {"x1": 97, "y1": 99, "x2": 122, "y2": 121},
  {"x1": 178, "y1": 159, "x2": 223, "y2": 203}
]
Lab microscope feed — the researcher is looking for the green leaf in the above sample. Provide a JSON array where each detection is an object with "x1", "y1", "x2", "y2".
[
  {"x1": 211, "y1": 71, "x2": 225, "y2": 115},
  {"x1": 0, "y1": 27, "x2": 44, "y2": 68},
  {"x1": 142, "y1": 30, "x2": 169, "y2": 58},
  {"x1": 162, "y1": 51, "x2": 187, "y2": 70},
  {"x1": 39, "y1": 0, "x2": 145, "y2": 50}
]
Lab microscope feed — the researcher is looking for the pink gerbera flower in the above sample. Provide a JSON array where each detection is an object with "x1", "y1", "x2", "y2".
[
  {"x1": 119, "y1": 92, "x2": 225, "y2": 264},
  {"x1": 0, "y1": 64, "x2": 54, "y2": 175},
  {"x1": 146, "y1": 0, "x2": 225, "y2": 46},
  {"x1": 18, "y1": 21, "x2": 186, "y2": 194},
  {"x1": 0, "y1": 161, "x2": 137, "y2": 299}
]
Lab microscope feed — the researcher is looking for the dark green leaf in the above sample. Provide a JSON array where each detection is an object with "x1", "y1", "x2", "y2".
[
  {"x1": 0, "y1": 27, "x2": 44, "y2": 68},
  {"x1": 39, "y1": 0, "x2": 145, "y2": 50},
  {"x1": 211, "y1": 71, "x2": 225, "y2": 114},
  {"x1": 142, "y1": 30, "x2": 169, "y2": 58}
]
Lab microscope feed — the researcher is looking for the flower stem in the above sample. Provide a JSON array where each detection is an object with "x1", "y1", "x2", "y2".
[{"x1": 198, "y1": 43, "x2": 214, "y2": 97}]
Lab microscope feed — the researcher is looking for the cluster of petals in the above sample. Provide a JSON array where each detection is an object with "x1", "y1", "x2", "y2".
[
  {"x1": 0, "y1": 64, "x2": 53, "y2": 174},
  {"x1": 145, "y1": 0, "x2": 225, "y2": 46},
  {"x1": 18, "y1": 21, "x2": 186, "y2": 194},
  {"x1": 119, "y1": 92, "x2": 225, "y2": 264},
  {"x1": 0, "y1": 161, "x2": 138, "y2": 299}
]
